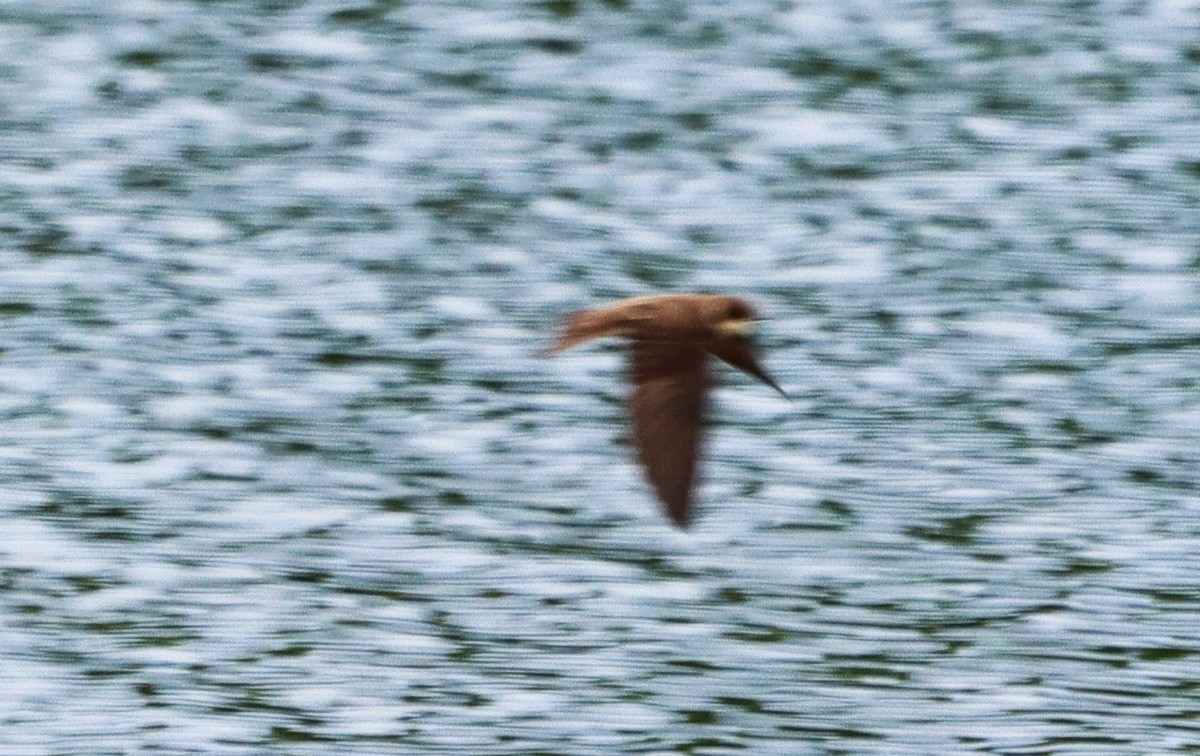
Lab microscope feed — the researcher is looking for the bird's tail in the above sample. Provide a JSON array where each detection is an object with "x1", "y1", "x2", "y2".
[{"x1": 539, "y1": 308, "x2": 629, "y2": 356}]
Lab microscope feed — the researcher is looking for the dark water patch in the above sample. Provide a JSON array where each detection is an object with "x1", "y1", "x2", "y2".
[
  {"x1": 905, "y1": 514, "x2": 989, "y2": 547},
  {"x1": 116, "y1": 49, "x2": 174, "y2": 69}
]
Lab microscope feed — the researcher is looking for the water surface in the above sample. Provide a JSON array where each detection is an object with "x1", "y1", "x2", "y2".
[{"x1": 1, "y1": 1, "x2": 1198, "y2": 753}]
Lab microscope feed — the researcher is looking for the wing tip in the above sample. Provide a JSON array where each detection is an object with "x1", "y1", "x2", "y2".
[
  {"x1": 658, "y1": 487, "x2": 694, "y2": 529},
  {"x1": 665, "y1": 509, "x2": 692, "y2": 528}
]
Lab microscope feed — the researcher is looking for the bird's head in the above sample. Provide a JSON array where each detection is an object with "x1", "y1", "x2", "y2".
[
  {"x1": 711, "y1": 297, "x2": 757, "y2": 339},
  {"x1": 707, "y1": 297, "x2": 788, "y2": 399}
]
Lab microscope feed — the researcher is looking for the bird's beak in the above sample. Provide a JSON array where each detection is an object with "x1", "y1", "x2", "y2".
[{"x1": 715, "y1": 317, "x2": 754, "y2": 337}]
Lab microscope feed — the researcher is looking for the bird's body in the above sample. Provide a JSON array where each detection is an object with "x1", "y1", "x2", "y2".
[{"x1": 543, "y1": 294, "x2": 785, "y2": 527}]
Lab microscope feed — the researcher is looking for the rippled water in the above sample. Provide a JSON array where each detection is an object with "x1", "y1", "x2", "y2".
[{"x1": 1, "y1": 1, "x2": 1199, "y2": 753}]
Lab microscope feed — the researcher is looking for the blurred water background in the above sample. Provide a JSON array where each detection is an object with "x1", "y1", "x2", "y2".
[{"x1": 1, "y1": 0, "x2": 1199, "y2": 753}]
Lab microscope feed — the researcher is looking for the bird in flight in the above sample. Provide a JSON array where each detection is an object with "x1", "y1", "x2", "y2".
[{"x1": 543, "y1": 293, "x2": 787, "y2": 527}]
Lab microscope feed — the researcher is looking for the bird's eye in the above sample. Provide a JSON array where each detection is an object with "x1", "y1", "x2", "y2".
[{"x1": 726, "y1": 301, "x2": 752, "y2": 321}]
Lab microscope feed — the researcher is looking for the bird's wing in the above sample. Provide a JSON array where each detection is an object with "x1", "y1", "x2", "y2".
[{"x1": 628, "y1": 340, "x2": 708, "y2": 527}]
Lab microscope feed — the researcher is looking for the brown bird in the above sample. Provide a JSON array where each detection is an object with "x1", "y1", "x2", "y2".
[{"x1": 542, "y1": 293, "x2": 787, "y2": 527}]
